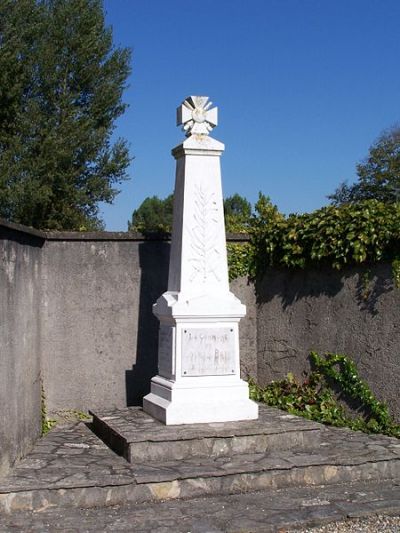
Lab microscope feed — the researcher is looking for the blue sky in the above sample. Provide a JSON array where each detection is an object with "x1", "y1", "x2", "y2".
[{"x1": 100, "y1": 0, "x2": 400, "y2": 231}]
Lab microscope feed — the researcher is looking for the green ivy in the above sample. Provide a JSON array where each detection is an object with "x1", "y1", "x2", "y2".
[
  {"x1": 392, "y1": 258, "x2": 400, "y2": 288},
  {"x1": 249, "y1": 352, "x2": 400, "y2": 438},
  {"x1": 227, "y1": 242, "x2": 254, "y2": 281},
  {"x1": 249, "y1": 372, "x2": 349, "y2": 427},
  {"x1": 251, "y1": 197, "x2": 400, "y2": 275},
  {"x1": 227, "y1": 196, "x2": 400, "y2": 281}
]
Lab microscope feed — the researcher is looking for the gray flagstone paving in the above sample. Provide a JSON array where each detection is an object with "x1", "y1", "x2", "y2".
[{"x1": 0, "y1": 406, "x2": 399, "y2": 531}]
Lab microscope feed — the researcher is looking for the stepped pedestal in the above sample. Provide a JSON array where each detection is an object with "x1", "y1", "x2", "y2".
[{"x1": 91, "y1": 404, "x2": 321, "y2": 463}]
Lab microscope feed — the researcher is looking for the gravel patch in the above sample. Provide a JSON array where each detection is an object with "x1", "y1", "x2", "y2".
[{"x1": 293, "y1": 514, "x2": 400, "y2": 532}]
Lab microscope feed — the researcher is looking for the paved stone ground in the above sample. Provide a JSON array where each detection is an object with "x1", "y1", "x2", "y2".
[
  {"x1": 0, "y1": 410, "x2": 399, "y2": 529},
  {"x1": 0, "y1": 423, "x2": 132, "y2": 494},
  {"x1": 1, "y1": 420, "x2": 399, "y2": 493},
  {"x1": 0, "y1": 480, "x2": 399, "y2": 532}
]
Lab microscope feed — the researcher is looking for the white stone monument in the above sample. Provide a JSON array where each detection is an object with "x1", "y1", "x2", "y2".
[{"x1": 143, "y1": 96, "x2": 258, "y2": 425}]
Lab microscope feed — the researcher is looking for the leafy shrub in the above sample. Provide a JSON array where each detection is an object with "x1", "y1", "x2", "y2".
[
  {"x1": 251, "y1": 196, "x2": 400, "y2": 274},
  {"x1": 249, "y1": 352, "x2": 400, "y2": 438},
  {"x1": 227, "y1": 242, "x2": 253, "y2": 281},
  {"x1": 227, "y1": 195, "x2": 400, "y2": 282}
]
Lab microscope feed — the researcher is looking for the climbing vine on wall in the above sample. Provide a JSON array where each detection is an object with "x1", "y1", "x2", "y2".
[
  {"x1": 249, "y1": 352, "x2": 400, "y2": 438},
  {"x1": 226, "y1": 242, "x2": 253, "y2": 281},
  {"x1": 227, "y1": 196, "x2": 400, "y2": 282}
]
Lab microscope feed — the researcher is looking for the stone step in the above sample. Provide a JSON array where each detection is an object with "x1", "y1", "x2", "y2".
[
  {"x1": 0, "y1": 410, "x2": 399, "y2": 513},
  {"x1": 90, "y1": 405, "x2": 323, "y2": 462},
  {"x1": 1, "y1": 479, "x2": 400, "y2": 532}
]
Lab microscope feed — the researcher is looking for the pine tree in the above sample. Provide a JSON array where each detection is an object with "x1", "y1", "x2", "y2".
[{"x1": 0, "y1": 0, "x2": 131, "y2": 230}]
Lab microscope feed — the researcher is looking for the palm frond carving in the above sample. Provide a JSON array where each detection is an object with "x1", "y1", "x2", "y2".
[{"x1": 189, "y1": 184, "x2": 222, "y2": 283}]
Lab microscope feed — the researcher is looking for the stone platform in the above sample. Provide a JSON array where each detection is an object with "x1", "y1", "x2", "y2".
[
  {"x1": 90, "y1": 404, "x2": 322, "y2": 462},
  {"x1": 0, "y1": 406, "x2": 399, "y2": 516}
]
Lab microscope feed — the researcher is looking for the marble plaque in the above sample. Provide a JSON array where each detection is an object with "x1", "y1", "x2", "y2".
[
  {"x1": 181, "y1": 327, "x2": 235, "y2": 376},
  {"x1": 158, "y1": 325, "x2": 173, "y2": 377}
]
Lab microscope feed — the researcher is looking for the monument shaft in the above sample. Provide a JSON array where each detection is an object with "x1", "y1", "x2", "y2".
[{"x1": 143, "y1": 96, "x2": 258, "y2": 424}]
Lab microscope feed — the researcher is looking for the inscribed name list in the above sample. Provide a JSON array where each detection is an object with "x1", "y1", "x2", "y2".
[{"x1": 181, "y1": 327, "x2": 235, "y2": 376}]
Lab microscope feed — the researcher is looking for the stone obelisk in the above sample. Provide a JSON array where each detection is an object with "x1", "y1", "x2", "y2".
[{"x1": 143, "y1": 96, "x2": 258, "y2": 425}]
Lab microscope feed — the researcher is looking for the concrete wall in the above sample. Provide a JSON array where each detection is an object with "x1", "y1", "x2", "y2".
[
  {"x1": 231, "y1": 277, "x2": 258, "y2": 381},
  {"x1": 40, "y1": 236, "x2": 257, "y2": 413},
  {"x1": 256, "y1": 263, "x2": 400, "y2": 421},
  {"x1": 2, "y1": 218, "x2": 399, "y2": 474},
  {"x1": 0, "y1": 224, "x2": 44, "y2": 475},
  {"x1": 0, "y1": 220, "x2": 257, "y2": 432},
  {"x1": 41, "y1": 237, "x2": 170, "y2": 411}
]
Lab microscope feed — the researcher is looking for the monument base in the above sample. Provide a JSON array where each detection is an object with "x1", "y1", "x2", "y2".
[{"x1": 143, "y1": 375, "x2": 258, "y2": 425}]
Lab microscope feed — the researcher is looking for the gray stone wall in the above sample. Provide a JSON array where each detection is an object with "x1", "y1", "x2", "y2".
[
  {"x1": 40, "y1": 238, "x2": 257, "y2": 413},
  {"x1": 0, "y1": 224, "x2": 43, "y2": 476},
  {"x1": 0, "y1": 220, "x2": 257, "y2": 435},
  {"x1": 2, "y1": 218, "x2": 400, "y2": 475},
  {"x1": 256, "y1": 263, "x2": 400, "y2": 421},
  {"x1": 231, "y1": 277, "x2": 258, "y2": 381},
  {"x1": 41, "y1": 238, "x2": 170, "y2": 412}
]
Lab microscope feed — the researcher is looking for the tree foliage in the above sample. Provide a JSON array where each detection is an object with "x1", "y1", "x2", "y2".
[
  {"x1": 251, "y1": 195, "x2": 400, "y2": 276},
  {"x1": 223, "y1": 193, "x2": 252, "y2": 233},
  {"x1": 128, "y1": 194, "x2": 174, "y2": 233},
  {"x1": 128, "y1": 192, "x2": 252, "y2": 234},
  {"x1": 0, "y1": 0, "x2": 131, "y2": 230},
  {"x1": 329, "y1": 126, "x2": 400, "y2": 205}
]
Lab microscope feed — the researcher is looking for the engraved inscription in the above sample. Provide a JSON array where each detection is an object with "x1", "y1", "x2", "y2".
[{"x1": 181, "y1": 327, "x2": 235, "y2": 377}]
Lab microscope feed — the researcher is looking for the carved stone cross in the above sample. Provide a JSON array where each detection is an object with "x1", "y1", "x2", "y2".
[{"x1": 177, "y1": 96, "x2": 218, "y2": 137}]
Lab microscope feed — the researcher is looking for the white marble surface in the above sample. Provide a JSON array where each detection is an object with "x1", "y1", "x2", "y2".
[
  {"x1": 143, "y1": 96, "x2": 258, "y2": 424},
  {"x1": 181, "y1": 327, "x2": 235, "y2": 377},
  {"x1": 177, "y1": 95, "x2": 218, "y2": 137}
]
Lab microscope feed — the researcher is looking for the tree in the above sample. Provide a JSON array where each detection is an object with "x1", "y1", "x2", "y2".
[
  {"x1": 329, "y1": 126, "x2": 400, "y2": 205},
  {"x1": 128, "y1": 194, "x2": 174, "y2": 233},
  {"x1": 223, "y1": 193, "x2": 252, "y2": 232},
  {"x1": 0, "y1": 0, "x2": 131, "y2": 230},
  {"x1": 128, "y1": 192, "x2": 253, "y2": 234}
]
